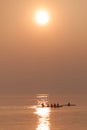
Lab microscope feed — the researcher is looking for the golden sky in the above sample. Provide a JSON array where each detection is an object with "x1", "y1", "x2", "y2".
[{"x1": 0, "y1": 0, "x2": 87, "y2": 95}]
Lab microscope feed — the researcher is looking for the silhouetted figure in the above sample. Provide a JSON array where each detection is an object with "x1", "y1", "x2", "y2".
[
  {"x1": 54, "y1": 103, "x2": 56, "y2": 108},
  {"x1": 67, "y1": 102, "x2": 71, "y2": 106},
  {"x1": 57, "y1": 103, "x2": 59, "y2": 107},
  {"x1": 50, "y1": 104, "x2": 53, "y2": 108},
  {"x1": 41, "y1": 103, "x2": 45, "y2": 107}
]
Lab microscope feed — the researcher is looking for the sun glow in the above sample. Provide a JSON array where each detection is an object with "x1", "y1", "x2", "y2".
[
  {"x1": 35, "y1": 107, "x2": 50, "y2": 130},
  {"x1": 34, "y1": 94, "x2": 50, "y2": 130},
  {"x1": 35, "y1": 10, "x2": 49, "y2": 25}
]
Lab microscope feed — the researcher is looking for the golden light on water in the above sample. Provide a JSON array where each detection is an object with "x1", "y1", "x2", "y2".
[
  {"x1": 35, "y1": 10, "x2": 49, "y2": 25},
  {"x1": 35, "y1": 107, "x2": 50, "y2": 130}
]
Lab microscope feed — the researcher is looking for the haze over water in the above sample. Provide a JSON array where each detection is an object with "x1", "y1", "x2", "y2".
[{"x1": 0, "y1": 94, "x2": 87, "y2": 130}]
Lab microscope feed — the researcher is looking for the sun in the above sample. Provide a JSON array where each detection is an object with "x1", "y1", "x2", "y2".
[{"x1": 35, "y1": 10, "x2": 49, "y2": 25}]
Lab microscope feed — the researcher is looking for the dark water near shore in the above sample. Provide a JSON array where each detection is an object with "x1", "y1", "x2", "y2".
[{"x1": 0, "y1": 94, "x2": 87, "y2": 130}]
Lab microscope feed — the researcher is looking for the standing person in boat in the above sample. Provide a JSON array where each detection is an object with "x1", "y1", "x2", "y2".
[
  {"x1": 57, "y1": 103, "x2": 59, "y2": 107},
  {"x1": 41, "y1": 103, "x2": 45, "y2": 107},
  {"x1": 54, "y1": 103, "x2": 57, "y2": 108},
  {"x1": 50, "y1": 104, "x2": 53, "y2": 108},
  {"x1": 67, "y1": 102, "x2": 71, "y2": 106}
]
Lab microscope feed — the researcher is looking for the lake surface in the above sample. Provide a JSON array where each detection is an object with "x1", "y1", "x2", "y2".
[{"x1": 0, "y1": 94, "x2": 87, "y2": 130}]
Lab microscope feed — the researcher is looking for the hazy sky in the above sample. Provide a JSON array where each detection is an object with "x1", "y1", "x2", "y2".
[{"x1": 0, "y1": 0, "x2": 87, "y2": 95}]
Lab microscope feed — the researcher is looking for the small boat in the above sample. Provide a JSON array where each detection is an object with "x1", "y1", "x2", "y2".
[{"x1": 41, "y1": 102, "x2": 76, "y2": 108}]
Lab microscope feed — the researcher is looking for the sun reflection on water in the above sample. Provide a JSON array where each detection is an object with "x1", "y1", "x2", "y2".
[{"x1": 35, "y1": 107, "x2": 50, "y2": 130}]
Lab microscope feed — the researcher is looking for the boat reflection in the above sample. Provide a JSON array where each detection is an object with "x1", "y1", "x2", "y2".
[{"x1": 35, "y1": 107, "x2": 50, "y2": 130}]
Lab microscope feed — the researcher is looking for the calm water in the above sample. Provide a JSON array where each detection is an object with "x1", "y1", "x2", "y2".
[{"x1": 0, "y1": 94, "x2": 87, "y2": 130}]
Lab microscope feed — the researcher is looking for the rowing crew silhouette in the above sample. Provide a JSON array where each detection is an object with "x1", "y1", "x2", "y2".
[{"x1": 41, "y1": 102, "x2": 76, "y2": 108}]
